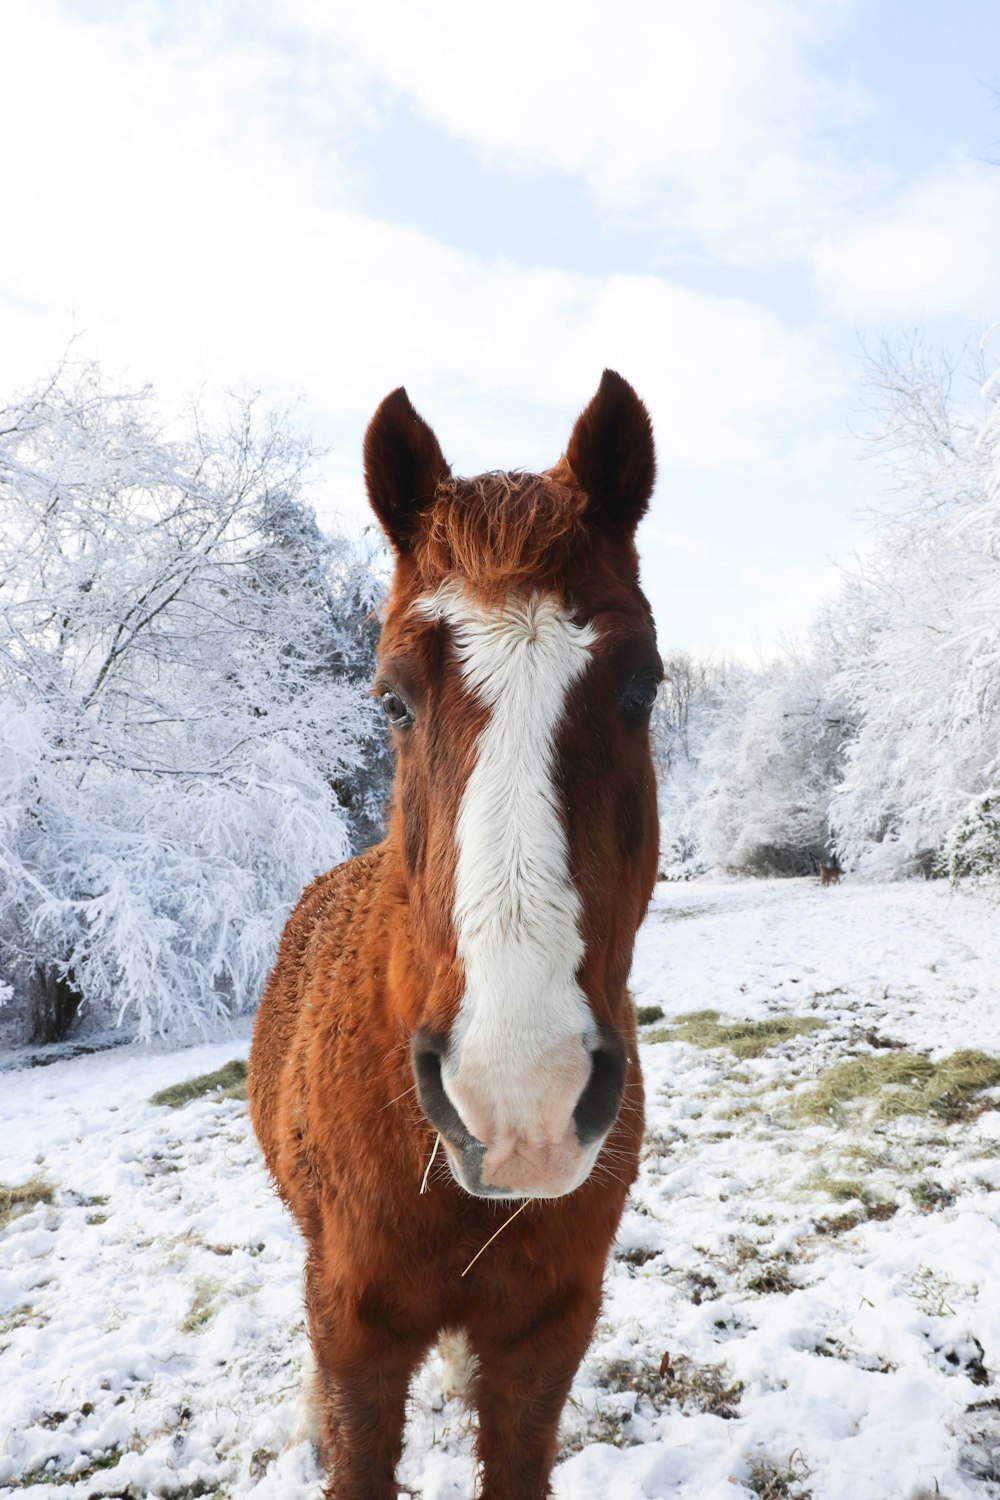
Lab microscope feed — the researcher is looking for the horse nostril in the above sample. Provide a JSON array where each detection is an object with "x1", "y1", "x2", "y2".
[
  {"x1": 573, "y1": 1032, "x2": 628, "y2": 1146},
  {"x1": 411, "y1": 1030, "x2": 476, "y2": 1150}
]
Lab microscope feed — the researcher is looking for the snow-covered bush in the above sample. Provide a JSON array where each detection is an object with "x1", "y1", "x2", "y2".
[{"x1": 0, "y1": 366, "x2": 386, "y2": 1042}]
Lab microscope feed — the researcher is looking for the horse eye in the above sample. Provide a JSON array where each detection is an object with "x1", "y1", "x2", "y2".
[
  {"x1": 620, "y1": 674, "x2": 659, "y2": 722},
  {"x1": 380, "y1": 689, "x2": 412, "y2": 727}
]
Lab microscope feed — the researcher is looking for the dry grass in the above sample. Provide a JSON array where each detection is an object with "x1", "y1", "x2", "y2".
[
  {"x1": 792, "y1": 1049, "x2": 1000, "y2": 1123},
  {"x1": 182, "y1": 1279, "x2": 219, "y2": 1333},
  {"x1": 150, "y1": 1059, "x2": 247, "y2": 1109},
  {"x1": 562, "y1": 1351, "x2": 744, "y2": 1455},
  {"x1": 664, "y1": 1354, "x2": 744, "y2": 1418},
  {"x1": 746, "y1": 1450, "x2": 812, "y2": 1498},
  {"x1": 809, "y1": 1174, "x2": 874, "y2": 1204},
  {"x1": 0, "y1": 1175, "x2": 55, "y2": 1231},
  {"x1": 646, "y1": 1009, "x2": 826, "y2": 1059}
]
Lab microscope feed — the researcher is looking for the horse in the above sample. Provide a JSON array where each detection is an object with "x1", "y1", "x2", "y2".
[
  {"x1": 819, "y1": 855, "x2": 842, "y2": 886},
  {"x1": 247, "y1": 369, "x2": 662, "y2": 1500}
]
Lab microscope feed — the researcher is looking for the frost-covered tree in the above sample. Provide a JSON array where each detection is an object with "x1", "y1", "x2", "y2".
[
  {"x1": 651, "y1": 647, "x2": 848, "y2": 879},
  {"x1": 828, "y1": 341, "x2": 1000, "y2": 879},
  {"x1": 652, "y1": 652, "x2": 730, "y2": 874},
  {"x1": 0, "y1": 365, "x2": 385, "y2": 1043},
  {"x1": 697, "y1": 650, "x2": 848, "y2": 876}
]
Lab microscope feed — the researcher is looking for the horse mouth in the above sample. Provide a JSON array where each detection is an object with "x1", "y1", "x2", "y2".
[
  {"x1": 410, "y1": 1035, "x2": 607, "y2": 1199},
  {"x1": 439, "y1": 1134, "x2": 602, "y2": 1199}
]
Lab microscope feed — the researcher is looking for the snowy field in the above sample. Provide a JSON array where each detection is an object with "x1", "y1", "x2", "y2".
[{"x1": 3, "y1": 877, "x2": 1000, "y2": 1499}]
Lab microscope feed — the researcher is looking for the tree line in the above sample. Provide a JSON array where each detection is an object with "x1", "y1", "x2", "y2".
[
  {"x1": 653, "y1": 340, "x2": 1000, "y2": 885},
  {"x1": 2, "y1": 343, "x2": 996, "y2": 1044}
]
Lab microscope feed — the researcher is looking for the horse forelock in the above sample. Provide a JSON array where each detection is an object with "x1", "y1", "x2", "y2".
[{"x1": 413, "y1": 468, "x2": 588, "y2": 601}]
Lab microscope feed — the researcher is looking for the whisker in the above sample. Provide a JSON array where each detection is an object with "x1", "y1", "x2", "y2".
[{"x1": 381, "y1": 1083, "x2": 419, "y2": 1112}]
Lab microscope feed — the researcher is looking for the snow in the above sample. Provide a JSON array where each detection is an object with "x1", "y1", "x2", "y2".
[{"x1": 3, "y1": 877, "x2": 1000, "y2": 1497}]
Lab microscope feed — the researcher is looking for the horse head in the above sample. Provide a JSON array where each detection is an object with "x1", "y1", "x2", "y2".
[{"x1": 365, "y1": 371, "x2": 660, "y2": 1200}]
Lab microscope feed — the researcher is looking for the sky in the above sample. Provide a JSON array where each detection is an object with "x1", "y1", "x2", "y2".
[{"x1": 1, "y1": 0, "x2": 998, "y2": 658}]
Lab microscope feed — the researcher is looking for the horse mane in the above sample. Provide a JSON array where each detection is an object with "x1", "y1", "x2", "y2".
[{"x1": 414, "y1": 463, "x2": 588, "y2": 599}]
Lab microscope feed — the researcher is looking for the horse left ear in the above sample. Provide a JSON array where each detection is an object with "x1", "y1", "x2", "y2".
[
  {"x1": 363, "y1": 387, "x2": 452, "y2": 554},
  {"x1": 564, "y1": 370, "x2": 655, "y2": 534}
]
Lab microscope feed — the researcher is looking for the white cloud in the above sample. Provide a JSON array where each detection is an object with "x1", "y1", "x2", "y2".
[
  {"x1": 814, "y1": 161, "x2": 1000, "y2": 321},
  {"x1": 288, "y1": 0, "x2": 871, "y2": 263},
  {"x1": 0, "y1": 1, "x2": 841, "y2": 482}
]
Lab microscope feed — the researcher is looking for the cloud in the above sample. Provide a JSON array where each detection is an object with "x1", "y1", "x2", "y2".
[
  {"x1": 0, "y1": 1, "x2": 841, "y2": 482},
  {"x1": 282, "y1": 0, "x2": 872, "y2": 263},
  {"x1": 814, "y1": 161, "x2": 1000, "y2": 321}
]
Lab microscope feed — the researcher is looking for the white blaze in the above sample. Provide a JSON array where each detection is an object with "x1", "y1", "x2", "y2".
[{"x1": 417, "y1": 582, "x2": 597, "y2": 1147}]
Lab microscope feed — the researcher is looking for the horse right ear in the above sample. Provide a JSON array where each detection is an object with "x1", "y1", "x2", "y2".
[
  {"x1": 363, "y1": 388, "x2": 451, "y2": 553},
  {"x1": 564, "y1": 369, "x2": 655, "y2": 535}
]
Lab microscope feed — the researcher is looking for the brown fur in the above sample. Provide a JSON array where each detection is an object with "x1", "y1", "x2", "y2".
[
  {"x1": 248, "y1": 372, "x2": 660, "y2": 1500},
  {"x1": 416, "y1": 470, "x2": 589, "y2": 601}
]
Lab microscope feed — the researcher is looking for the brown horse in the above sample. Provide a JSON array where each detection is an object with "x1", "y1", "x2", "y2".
[{"x1": 248, "y1": 370, "x2": 661, "y2": 1500}]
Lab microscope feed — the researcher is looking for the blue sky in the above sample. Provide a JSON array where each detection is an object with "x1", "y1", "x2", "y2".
[{"x1": 1, "y1": 0, "x2": 998, "y2": 657}]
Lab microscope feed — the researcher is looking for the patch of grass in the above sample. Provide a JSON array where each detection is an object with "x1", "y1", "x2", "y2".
[
  {"x1": 151, "y1": 1059, "x2": 247, "y2": 1109},
  {"x1": 634, "y1": 1004, "x2": 665, "y2": 1025},
  {"x1": 250, "y1": 1449, "x2": 277, "y2": 1481},
  {"x1": 646, "y1": 1010, "x2": 826, "y2": 1059},
  {"x1": 910, "y1": 1179, "x2": 957, "y2": 1213},
  {"x1": 18, "y1": 1447, "x2": 125, "y2": 1488},
  {"x1": 585, "y1": 1351, "x2": 743, "y2": 1422},
  {"x1": 815, "y1": 1202, "x2": 897, "y2": 1236},
  {"x1": 810, "y1": 1174, "x2": 874, "y2": 1204},
  {"x1": 746, "y1": 1263, "x2": 796, "y2": 1296},
  {"x1": 685, "y1": 1270, "x2": 720, "y2": 1304},
  {"x1": 746, "y1": 1450, "x2": 812, "y2": 1498},
  {"x1": 560, "y1": 1405, "x2": 637, "y2": 1456},
  {"x1": 615, "y1": 1246, "x2": 661, "y2": 1268},
  {"x1": 0, "y1": 1304, "x2": 47, "y2": 1342},
  {"x1": 641, "y1": 1127, "x2": 675, "y2": 1159},
  {"x1": 905, "y1": 1265, "x2": 965, "y2": 1318},
  {"x1": 663, "y1": 1354, "x2": 744, "y2": 1419},
  {"x1": 597, "y1": 1356, "x2": 668, "y2": 1404},
  {"x1": 792, "y1": 1049, "x2": 1000, "y2": 1123},
  {"x1": 182, "y1": 1280, "x2": 219, "y2": 1332},
  {"x1": 0, "y1": 1175, "x2": 55, "y2": 1230}
]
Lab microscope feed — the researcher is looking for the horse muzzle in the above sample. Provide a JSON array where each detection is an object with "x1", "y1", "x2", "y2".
[{"x1": 410, "y1": 1027, "x2": 628, "y2": 1199}]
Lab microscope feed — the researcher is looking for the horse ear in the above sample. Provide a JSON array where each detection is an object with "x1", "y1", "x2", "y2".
[
  {"x1": 363, "y1": 387, "x2": 451, "y2": 553},
  {"x1": 564, "y1": 370, "x2": 655, "y2": 534}
]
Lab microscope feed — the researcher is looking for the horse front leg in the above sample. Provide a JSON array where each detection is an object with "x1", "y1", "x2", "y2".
[
  {"x1": 468, "y1": 1282, "x2": 601, "y2": 1500},
  {"x1": 304, "y1": 1257, "x2": 426, "y2": 1500}
]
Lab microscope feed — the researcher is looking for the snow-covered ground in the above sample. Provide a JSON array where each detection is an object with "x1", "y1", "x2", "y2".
[{"x1": 3, "y1": 878, "x2": 1000, "y2": 1499}]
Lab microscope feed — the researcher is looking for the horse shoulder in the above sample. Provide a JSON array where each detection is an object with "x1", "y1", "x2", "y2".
[{"x1": 248, "y1": 845, "x2": 393, "y2": 1190}]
